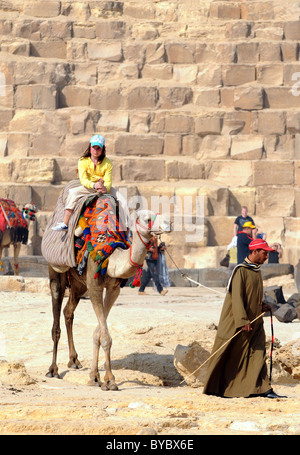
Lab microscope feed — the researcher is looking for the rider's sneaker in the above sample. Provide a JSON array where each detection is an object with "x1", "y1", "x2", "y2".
[{"x1": 51, "y1": 222, "x2": 68, "y2": 231}]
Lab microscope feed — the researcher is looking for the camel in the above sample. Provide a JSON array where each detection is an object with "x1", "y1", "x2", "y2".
[
  {"x1": 45, "y1": 207, "x2": 172, "y2": 390},
  {"x1": 0, "y1": 201, "x2": 38, "y2": 275}
]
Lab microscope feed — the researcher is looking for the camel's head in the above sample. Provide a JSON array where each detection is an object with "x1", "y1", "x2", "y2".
[
  {"x1": 22, "y1": 202, "x2": 38, "y2": 221},
  {"x1": 134, "y1": 210, "x2": 172, "y2": 236}
]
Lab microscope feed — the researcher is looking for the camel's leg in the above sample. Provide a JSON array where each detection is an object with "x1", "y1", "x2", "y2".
[
  {"x1": 101, "y1": 282, "x2": 121, "y2": 391},
  {"x1": 63, "y1": 279, "x2": 87, "y2": 370},
  {"x1": 46, "y1": 266, "x2": 67, "y2": 379},
  {"x1": 87, "y1": 271, "x2": 120, "y2": 390},
  {"x1": 13, "y1": 242, "x2": 21, "y2": 275}
]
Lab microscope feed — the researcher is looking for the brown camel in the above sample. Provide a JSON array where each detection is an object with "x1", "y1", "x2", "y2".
[
  {"x1": 0, "y1": 201, "x2": 38, "y2": 275},
  {"x1": 45, "y1": 208, "x2": 172, "y2": 390}
]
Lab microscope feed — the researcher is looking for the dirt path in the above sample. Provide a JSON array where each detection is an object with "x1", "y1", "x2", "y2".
[{"x1": 0, "y1": 283, "x2": 299, "y2": 435}]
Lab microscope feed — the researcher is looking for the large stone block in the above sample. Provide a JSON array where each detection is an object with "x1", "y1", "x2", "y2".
[
  {"x1": 256, "y1": 186, "x2": 295, "y2": 217},
  {"x1": 95, "y1": 20, "x2": 126, "y2": 39},
  {"x1": 123, "y1": 2, "x2": 155, "y2": 19},
  {"x1": 165, "y1": 42, "x2": 195, "y2": 64},
  {"x1": 158, "y1": 86, "x2": 193, "y2": 109},
  {"x1": 204, "y1": 160, "x2": 253, "y2": 187},
  {"x1": 141, "y1": 63, "x2": 173, "y2": 80},
  {"x1": 122, "y1": 158, "x2": 164, "y2": 181},
  {"x1": 124, "y1": 86, "x2": 158, "y2": 109},
  {"x1": 196, "y1": 64, "x2": 222, "y2": 87},
  {"x1": 114, "y1": 134, "x2": 164, "y2": 156},
  {"x1": 234, "y1": 86, "x2": 264, "y2": 110},
  {"x1": 9, "y1": 110, "x2": 45, "y2": 134},
  {"x1": 257, "y1": 111, "x2": 286, "y2": 135},
  {"x1": 1, "y1": 39, "x2": 30, "y2": 57},
  {"x1": 164, "y1": 114, "x2": 194, "y2": 134},
  {"x1": 30, "y1": 41, "x2": 67, "y2": 59},
  {"x1": 265, "y1": 87, "x2": 300, "y2": 108},
  {"x1": 284, "y1": 218, "x2": 300, "y2": 248},
  {"x1": 228, "y1": 187, "x2": 256, "y2": 216},
  {"x1": 24, "y1": 1, "x2": 61, "y2": 17},
  {"x1": 284, "y1": 21, "x2": 300, "y2": 40},
  {"x1": 6, "y1": 132, "x2": 30, "y2": 157},
  {"x1": 198, "y1": 185, "x2": 230, "y2": 217},
  {"x1": 59, "y1": 86, "x2": 91, "y2": 107},
  {"x1": 240, "y1": 2, "x2": 274, "y2": 20},
  {"x1": 0, "y1": 109, "x2": 13, "y2": 131},
  {"x1": 222, "y1": 64, "x2": 256, "y2": 86},
  {"x1": 173, "y1": 65, "x2": 198, "y2": 84},
  {"x1": 32, "y1": 84, "x2": 58, "y2": 109},
  {"x1": 12, "y1": 158, "x2": 56, "y2": 184},
  {"x1": 210, "y1": 3, "x2": 241, "y2": 19},
  {"x1": 144, "y1": 42, "x2": 165, "y2": 64},
  {"x1": 281, "y1": 42, "x2": 298, "y2": 62},
  {"x1": 264, "y1": 135, "x2": 295, "y2": 160},
  {"x1": 259, "y1": 42, "x2": 281, "y2": 62},
  {"x1": 283, "y1": 62, "x2": 300, "y2": 86},
  {"x1": 98, "y1": 111, "x2": 129, "y2": 132},
  {"x1": 31, "y1": 184, "x2": 63, "y2": 211},
  {"x1": 165, "y1": 160, "x2": 204, "y2": 180},
  {"x1": 206, "y1": 216, "x2": 237, "y2": 246},
  {"x1": 195, "y1": 117, "x2": 222, "y2": 136},
  {"x1": 252, "y1": 160, "x2": 294, "y2": 186},
  {"x1": 90, "y1": 87, "x2": 123, "y2": 110},
  {"x1": 230, "y1": 135, "x2": 263, "y2": 160},
  {"x1": 236, "y1": 42, "x2": 259, "y2": 63},
  {"x1": 193, "y1": 88, "x2": 220, "y2": 107},
  {"x1": 253, "y1": 216, "x2": 284, "y2": 245},
  {"x1": 88, "y1": 41, "x2": 122, "y2": 61},
  {"x1": 221, "y1": 111, "x2": 253, "y2": 135},
  {"x1": 197, "y1": 135, "x2": 231, "y2": 160},
  {"x1": 163, "y1": 134, "x2": 181, "y2": 156},
  {"x1": 256, "y1": 64, "x2": 283, "y2": 85}
]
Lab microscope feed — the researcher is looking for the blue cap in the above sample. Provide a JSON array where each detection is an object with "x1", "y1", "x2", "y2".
[{"x1": 90, "y1": 134, "x2": 105, "y2": 148}]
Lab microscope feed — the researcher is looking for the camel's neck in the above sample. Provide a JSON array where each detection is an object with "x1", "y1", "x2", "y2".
[
  {"x1": 107, "y1": 226, "x2": 152, "y2": 279},
  {"x1": 129, "y1": 228, "x2": 151, "y2": 266}
]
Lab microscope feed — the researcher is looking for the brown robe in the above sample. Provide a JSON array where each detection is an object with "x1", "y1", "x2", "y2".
[{"x1": 203, "y1": 260, "x2": 271, "y2": 398}]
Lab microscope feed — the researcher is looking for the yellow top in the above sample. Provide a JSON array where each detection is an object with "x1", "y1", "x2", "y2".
[{"x1": 78, "y1": 156, "x2": 113, "y2": 192}]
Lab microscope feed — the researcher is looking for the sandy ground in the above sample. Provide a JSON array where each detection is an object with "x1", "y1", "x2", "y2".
[{"x1": 0, "y1": 276, "x2": 300, "y2": 436}]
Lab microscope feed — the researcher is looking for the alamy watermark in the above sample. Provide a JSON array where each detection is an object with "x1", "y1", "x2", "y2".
[
  {"x1": 115, "y1": 188, "x2": 205, "y2": 243},
  {"x1": 292, "y1": 72, "x2": 300, "y2": 97}
]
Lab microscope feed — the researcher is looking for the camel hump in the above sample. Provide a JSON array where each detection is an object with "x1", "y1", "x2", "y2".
[{"x1": 41, "y1": 180, "x2": 98, "y2": 269}]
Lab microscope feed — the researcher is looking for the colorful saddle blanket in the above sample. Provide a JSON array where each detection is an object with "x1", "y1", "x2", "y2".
[
  {"x1": 41, "y1": 180, "x2": 130, "y2": 276},
  {"x1": 0, "y1": 198, "x2": 28, "y2": 244},
  {"x1": 76, "y1": 195, "x2": 131, "y2": 277}
]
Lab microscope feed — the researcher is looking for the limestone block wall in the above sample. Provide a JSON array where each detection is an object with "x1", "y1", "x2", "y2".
[{"x1": 0, "y1": 0, "x2": 299, "y2": 268}]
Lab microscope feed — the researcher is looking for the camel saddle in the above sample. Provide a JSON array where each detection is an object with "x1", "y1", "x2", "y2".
[
  {"x1": 0, "y1": 198, "x2": 29, "y2": 244},
  {"x1": 41, "y1": 180, "x2": 130, "y2": 274}
]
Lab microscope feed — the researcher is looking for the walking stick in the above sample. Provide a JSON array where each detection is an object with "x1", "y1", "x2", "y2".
[{"x1": 180, "y1": 311, "x2": 266, "y2": 385}]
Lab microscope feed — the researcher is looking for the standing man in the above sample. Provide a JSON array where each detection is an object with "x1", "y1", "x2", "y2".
[
  {"x1": 203, "y1": 239, "x2": 286, "y2": 399},
  {"x1": 237, "y1": 221, "x2": 255, "y2": 264},
  {"x1": 234, "y1": 206, "x2": 255, "y2": 236},
  {"x1": 138, "y1": 236, "x2": 168, "y2": 296}
]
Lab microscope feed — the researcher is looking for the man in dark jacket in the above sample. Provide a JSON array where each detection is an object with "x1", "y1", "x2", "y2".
[{"x1": 237, "y1": 221, "x2": 255, "y2": 264}]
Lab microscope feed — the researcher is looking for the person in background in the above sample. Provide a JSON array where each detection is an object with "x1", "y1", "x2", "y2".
[
  {"x1": 237, "y1": 221, "x2": 255, "y2": 264},
  {"x1": 52, "y1": 134, "x2": 112, "y2": 231},
  {"x1": 234, "y1": 206, "x2": 255, "y2": 237},
  {"x1": 268, "y1": 243, "x2": 283, "y2": 263},
  {"x1": 138, "y1": 236, "x2": 168, "y2": 296}
]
